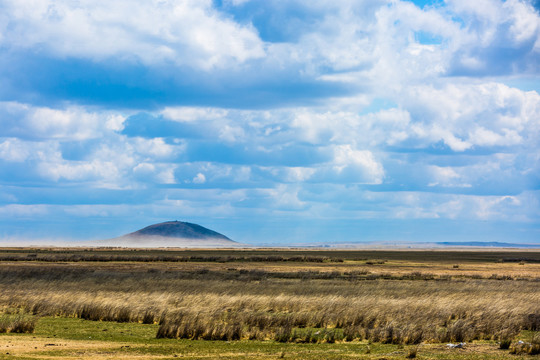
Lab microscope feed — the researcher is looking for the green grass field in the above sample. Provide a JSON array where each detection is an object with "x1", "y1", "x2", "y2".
[
  {"x1": 0, "y1": 248, "x2": 538, "y2": 359},
  {"x1": 2, "y1": 317, "x2": 538, "y2": 359}
]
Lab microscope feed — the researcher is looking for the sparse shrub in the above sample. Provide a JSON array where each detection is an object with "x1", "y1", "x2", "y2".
[
  {"x1": 31, "y1": 301, "x2": 48, "y2": 315},
  {"x1": 156, "y1": 320, "x2": 176, "y2": 339},
  {"x1": 248, "y1": 328, "x2": 264, "y2": 340},
  {"x1": 303, "y1": 329, "x2": 317, "y2": 343},
  {"x1": 226, "y1": 322, "x2": 243, "y2": 341},
  {"x1": 524, "y1": 313, "x2": 540, "y2": 331},
  {"x1": 402, "y1": 326, "x2": 424, "y2": 345},
  {"x1": 438, "y1": 319, "x2": 471, "y2": 343},
  {"x1": 0, "y1": 319, "x2": 8, "y2": 333},
  {"x1": 78, "y1": 304, "x2": 108, "y2": 321},
  {"x1": 343, "y1": 325, "x2": 358, "y2": 341},
  {"x1": 380, "y1": 323, "x2": 397, "y2": 344},
  {"x1": 509, "y1": 336, "x2": 540, "y2": 356},
  {"x1": 406, "y1": 346, "x2": 418, "y2": 358},
  {"x1": 142, "y1": 311, "x2": 156, "y2": 324},
  {"x1": 324, "y1": 329, "x2": 340, "y2": 343},
  {"x1": 9, "y1": 317, "x2": 37, "y2": 333},
  {"x1": 0, "y1": 316, "x2": 37, "y2": 333},
  {"x1": 274, "y1": 327, "x2": 292, "y2": 342},
  {"x1": 499, "y1": 337, "x2": 512, "y2": 349},
  {"x1": 366, "y1": 260, "x2": 386, "y2": 265},
  {"x1": 116, "y1": 307, "x2": 132, "y2": 323},
  {"x1": 498, "y1": 329, "x2": 515, "y2": 349}
]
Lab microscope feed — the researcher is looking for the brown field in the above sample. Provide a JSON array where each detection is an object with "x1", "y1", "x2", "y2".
[{"x1": 0, "y1": 248, "x2": 539, "y2": 359}]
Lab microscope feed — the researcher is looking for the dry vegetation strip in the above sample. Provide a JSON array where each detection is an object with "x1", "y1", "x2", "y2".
[
  {"x1": 0, "y1": 249, "x2": 539, "y2": 353},
  {"x1": 1, "y1": 248, "x2": 540, "y2": 263}
]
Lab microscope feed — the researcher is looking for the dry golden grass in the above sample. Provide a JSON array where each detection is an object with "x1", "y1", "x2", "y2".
[{"x1": 0, "y1": 249, "x2": 538, "y2": 348}]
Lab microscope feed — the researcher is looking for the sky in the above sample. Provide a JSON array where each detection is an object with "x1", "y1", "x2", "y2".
[{"x1": 0, "y1": 0, "x2": 539, "y2": 245}]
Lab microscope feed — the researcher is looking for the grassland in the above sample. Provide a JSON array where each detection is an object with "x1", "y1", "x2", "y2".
[{"x1": 0, "y1": 248, "x2": 539, "y2": 359}]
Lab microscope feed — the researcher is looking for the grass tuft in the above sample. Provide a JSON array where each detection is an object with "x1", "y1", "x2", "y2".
[
  {"x1": 406, "y1": 346, "x2": 418, "y2": 358},
  {"x1": 0, "y1": 315, "x2": 37, "y2": 333}
]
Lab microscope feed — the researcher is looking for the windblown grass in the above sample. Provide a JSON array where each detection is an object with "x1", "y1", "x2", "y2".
[
  {"x1": 0, "y1": 247, "x2": 538, "y2": 360},
  {"x1": 0, "y1": 314, "x2": 37, "y2": 333},
  {"x1": 509, "y1": 332, "x2": 540, "y2": 355},
  {"x1": 1, "y1": 257, "x2": 538, "y2": 345}
]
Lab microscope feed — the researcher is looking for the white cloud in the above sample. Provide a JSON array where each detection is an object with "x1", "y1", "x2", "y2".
[
  {"x1": 105, "y1": 115, "x2": 126, "y2": 132},
  {"x1": 366, "y1": 191, "x2": 539, "y2": 222},
  {"x1": 0, "y1": 138, "x2": 33, "y2": 162},
  {"x1": 131, "y1": 137, "x2": 177, "y2": 160},
  {"x1": 192, "y1": 173, "x2": 206, "y2": 184},
  {"x1": 428, "y1": 166, "x2": 471, "y2": 188},
  {"x1": 161, "y1": 107, "x2": 228, "y2": 122},
  {"x1": 0, "y1": 101, "x2": 125, "y2": 140},
  {"x1": 133, "y1": 162, "x2": 155, "y2": 175},
  {"x1": 506, "y1": 0, "x2": 539, "y2": 43},
  {"x1": 447, "y1": 0, "x2": 539, "y2": 44},
  {"x1": 132, "y1": 162, "x2": 178, "y2": 184},
  {"x1": 224, "y1": 0, "x2": 252, "y2": 6},
  {"x1": 38, "y1": 159, "x2": 120, "y2": 184},
  {"x1": 219, "y1": 125, "x2": 245, "y2": 143},
  {"x1": 0, "y1": 204, "x2": 49, "y2": 217},
  {"x1": 269, "y1": 0, "x2": 539, "y2": 93},
  {"x1": 402, "y1": 82, "x2": 540, "y2": 151},
  {"x1": 0, "y1": 0, "x2": 538, "y2": 243},
  {"x1": 256, "y1": 145, "x2": 384, "y2": 185},
  {"x1": 285, "y1": 167, "x2": 317, "y2": 182},
  {"x1": 157, "y1": 168, "x2": 177, "y2": 184},
  {"x1": 330, "y1": 145, "x2": 385, "y2": 184},
  {"x1": 1, "y1": 0, "x2": 265, "y2": 70},
  {"x1": 264, "y1": 184, "x2": 307, "y2": 211}
]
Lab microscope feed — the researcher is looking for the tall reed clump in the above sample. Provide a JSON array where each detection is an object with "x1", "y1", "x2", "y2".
[
  {"x1": 406, "y1": 346, "x2": 418, "y2": 358},
  {"x1": 0, "y1": 315, "x2": 37, "y2": 333},
  {"x1": 1, "y1": 262, "x2": 538, "y2": 344},
  {"x1": 509, "y1": 333, "x2": 540, "y2": 355},
  {"x1": 156, "y1": 312, "x2": 243, "y2": 341}
]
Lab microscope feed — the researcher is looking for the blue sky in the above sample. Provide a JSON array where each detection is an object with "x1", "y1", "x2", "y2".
[{"x1": 0, "y1": 0, "x2": 539, "y2": 245}]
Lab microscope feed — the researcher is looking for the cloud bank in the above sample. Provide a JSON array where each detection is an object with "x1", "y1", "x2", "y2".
[{"x1": 0, "y1": 0, "x2": 539, "y2": 244}]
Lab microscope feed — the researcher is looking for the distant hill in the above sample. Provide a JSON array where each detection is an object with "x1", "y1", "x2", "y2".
[
  {"x1": 436, "y1": 241, "x2": 540, "y2": 248},
  {"x1": 102, "y1": 221, "x2": 239, "y2": 248}
]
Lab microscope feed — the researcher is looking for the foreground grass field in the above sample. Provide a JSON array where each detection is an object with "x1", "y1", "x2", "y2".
[
  {"x1": 1, "y1": 317, "x2": 538, "y2": 359},
  {"x1": 0, "y1": 248, "x2": 539, "y2": 359}
]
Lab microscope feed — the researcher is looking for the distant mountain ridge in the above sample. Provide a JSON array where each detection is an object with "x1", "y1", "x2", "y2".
[{"x1": 436, "y1": 241, "x2": 539, "y2": 248}]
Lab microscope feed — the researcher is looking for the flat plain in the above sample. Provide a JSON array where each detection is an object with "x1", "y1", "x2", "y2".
[{"x1": 0, "y1": 248, "x2": 539, "y2": 359}]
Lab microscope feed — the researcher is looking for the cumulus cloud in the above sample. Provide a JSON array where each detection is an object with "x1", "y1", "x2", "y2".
[
  {"x1": 0, "y1": 0, "x2": 265, "y2": 70},
  {"x1": 161, "y1": 107, "x2": 229, "y2": 122},
  {"x1": 446, "y1": 0, "x2": 540, "y2": 75},
  {"x1": 0, "y1": 101, "x2": 125, "y2": 140},
  {"x1": 0, "y1": 204, "x2": 49, "y2": 217},
  {"x1": 328, "y1": 145, "x2": 384, "y2": 184},
  {"x1": 1, "y1": 0, "x2": 539, "y2": 243},
  {"x1": 396, "y1": 82, "x2": 540, "y2": 151},
  {"x1": 192, "y1": 173, "x2": 206, "y2": 184},
  {"x1": 0, "y1": 103, "x2": 186, "y2": 188},
  {"x1": 0, "y1": 138, "x2": 37, "y2": 162}
]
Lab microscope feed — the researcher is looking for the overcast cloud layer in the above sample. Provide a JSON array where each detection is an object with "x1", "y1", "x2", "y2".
[{"x1": 0, "y1": 0, "x2": 539, "y2": 244}]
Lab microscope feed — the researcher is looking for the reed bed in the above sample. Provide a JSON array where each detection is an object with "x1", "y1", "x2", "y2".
[
  {"x1": 0, "y1": 261, "x2": 538, "y2": 344},
  {"x1": 0, "y1": 253, "x2": 345, "y2": 263},
  {"x1": 0, "y1": 314, "x2": 37, "y2": 333}
]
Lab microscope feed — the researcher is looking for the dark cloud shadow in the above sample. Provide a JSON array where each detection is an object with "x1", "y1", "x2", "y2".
[{"x1": 0, "y1": 51, "x2": 355, "y2": 110}]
